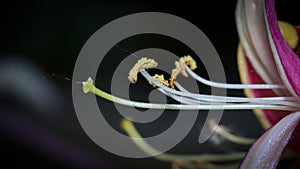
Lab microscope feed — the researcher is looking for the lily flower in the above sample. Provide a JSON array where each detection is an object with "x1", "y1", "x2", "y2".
[{"x1": 81, "y1": 0, "x2": 300, "y2": 168}]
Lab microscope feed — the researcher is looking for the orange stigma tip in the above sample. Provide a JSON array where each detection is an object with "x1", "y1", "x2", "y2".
[{"x1": 169, "y1": 78, "x2": 175, "y2": 89}]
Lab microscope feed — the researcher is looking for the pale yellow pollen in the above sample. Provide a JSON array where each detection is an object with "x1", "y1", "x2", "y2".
[
  {"x1": 180, "y1": 55, "x2": 197, "y2": 70},
  {"x1": 128, "y1": 57, "x2": 158, "y2": 84}
]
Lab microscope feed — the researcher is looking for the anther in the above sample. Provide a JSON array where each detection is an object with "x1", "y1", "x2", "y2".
[
  {"x1": 128, "y1": 57, "x2": 158, "y2": 83},
  {"x1": 149, "y1": 74, "x2": 170, "y2": 87}
]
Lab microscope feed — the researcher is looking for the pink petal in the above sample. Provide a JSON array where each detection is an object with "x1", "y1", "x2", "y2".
[
  {"x1": 240, "y1": 31, "x2": 300, "y2": 154},
  {"x1": 239, "y1": 111, "x2": 300, "y2": 169},
  {"x1": 244, "y1": 57, "x2": 291, "y2": 124},
  {"x1": 265, "y1": 0, "x2": 300, "y2": 97}
]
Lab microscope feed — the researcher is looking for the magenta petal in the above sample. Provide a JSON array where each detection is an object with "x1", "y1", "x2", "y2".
[
  {"x1": 239, "y1": 111, "x2": 300, "y2": 169},
  {"x1": 265, "y1": 0, "x2": 300, "y2": 97}
]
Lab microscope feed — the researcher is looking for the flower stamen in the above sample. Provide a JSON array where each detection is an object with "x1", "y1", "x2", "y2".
[{"x1": 81, "y1": 55, "x2": 300, "y2": 111}]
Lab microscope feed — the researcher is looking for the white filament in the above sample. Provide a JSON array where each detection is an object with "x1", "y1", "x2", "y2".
[
  {"x1": 140, "y1": 69, "x2": 300, "y2": 109},
  {"x1": 185, "y1": 65, "x2": 285, "y2": 89}
]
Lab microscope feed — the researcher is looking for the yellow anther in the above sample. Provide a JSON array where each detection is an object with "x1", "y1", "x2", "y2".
[
  {"x1": 180, "y1": 55, "x2": 197, "y2": 70},
  {"x1": 128, "y1": 57, "x2": 158, "y2": 84},
  {"x1": 149, "y1": 74, "x2": 170, "y2": 87},
  {"x1": 278, "y1": 21, "x2": 299, "y2": 49}
]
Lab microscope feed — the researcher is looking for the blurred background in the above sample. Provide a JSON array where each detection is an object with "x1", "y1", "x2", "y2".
[{"x1": 0, "y1": 0, "x2": 299, "y2": 169}]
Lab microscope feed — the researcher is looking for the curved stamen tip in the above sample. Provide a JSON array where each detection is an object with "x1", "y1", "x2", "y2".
[
  {"x1": 170, "y1": 55, "x2": 197, "y2": 88},
  {"x1": 175, "y1": 55, "x2": 197, "y2": 77},
  {"x1": 128, "y1": 57, "x2": 158, "y2": 84},
  {"x1": 181, "y1": 55, "x2": 197, "y2": 70},
  {"x1": 82, "y1": 77, "x2": 95, "y2": 94}
]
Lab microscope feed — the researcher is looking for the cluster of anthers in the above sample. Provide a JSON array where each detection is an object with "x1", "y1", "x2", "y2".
[{"x1": 82, "y1": 53, "x2": 300, "y2": 168}]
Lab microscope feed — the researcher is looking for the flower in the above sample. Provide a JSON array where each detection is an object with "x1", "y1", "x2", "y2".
[{"x1": 81, "y1": 0, "x2": 300, "y2": 168}]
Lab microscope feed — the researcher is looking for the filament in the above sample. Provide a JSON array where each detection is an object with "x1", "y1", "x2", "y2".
[
  {"x1": 172, "y1": 81, "x2": 300, "y2": 107},
  {"x1": 140, "y1": 70, "x2": 300, "y2": 108},
  {"x1": 185, "y1": 65, "x2": 285, "y2": 89}
]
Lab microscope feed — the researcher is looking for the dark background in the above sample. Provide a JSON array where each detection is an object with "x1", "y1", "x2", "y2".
[{"x1": 0, "y1": 0, "x2": 299, "y2": 169}]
